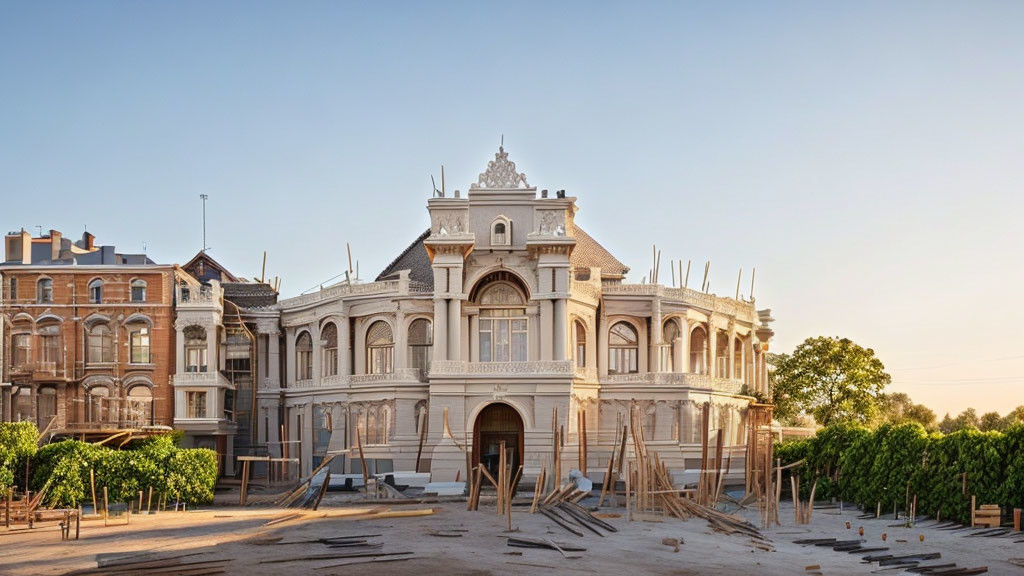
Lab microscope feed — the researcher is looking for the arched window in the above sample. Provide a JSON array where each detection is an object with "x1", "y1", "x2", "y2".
[
  {"x1": 296, "y1": 331, "x2": 313, "y2": 380},
  {"x1": 407, "y1": 318, "x2": 432, "y2": 379},
  {"x1": 37, "y1": 278, "x2": 53, "y2": 303},
  {"x1": 366, "y1": 321, "x2": 394, "y2": 374},
  {"x1": 126, "y1": 386, "x2": 153, "y2": 426},
  {"x1": 321, "y1": 323, "x2": 338, "y2": 377},
  {"x1": 716, "y1": 330, "x2": 730, "y2": 377},
  {"x1": 130, "y1": 279, "x2": 147, "y2": 302},
  {"x1": 608, "y1": 322, "x2": 639, "y2": 374},
  {"x1": 87, "y1": 386, "x2": 110, "y2": 423},
  {"x1": 491, "y1": 216, "x2": 511, "y2": 246},
  {"x1": 87, "y1": 323, "x2": 114, "y2": 364},
  {"x1": 88, "y1": 279, "x2": 103, "y2": 303},
  {"x1": 574, "y1": 320, "x2": 587, "y2": 368},
  {"x1": 663, "y1": 320, "x2": 680, "y2": 372},
  {"x1": 476, "y1": 281, "x2": 528, "y2": 362},
  {"x1": 39, "y1": 323, "x2": 61, "y2": 372},
  {"x1": 129, "y1": 325, "x2": 151, "y2": 364},
  {"x1": 689, "y1": 326, "x2": 707, "y2": 374},
  {"x1": 184, "y1": 325, "x2": 208, "y2": 372},
  {"x1": 37, "y1": 387, "x2": 57, "y2": 425}
]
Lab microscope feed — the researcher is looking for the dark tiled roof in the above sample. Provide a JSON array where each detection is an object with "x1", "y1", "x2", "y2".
[
  {"x1": 223, "y1": 282, "x2": 279, "y2": 308},
  {"x1": 375, "y1": 228, "x2": 434, "y2": 288},
  {"x1": 571, "y1": 224, "x2": 629, "y2": 277}
]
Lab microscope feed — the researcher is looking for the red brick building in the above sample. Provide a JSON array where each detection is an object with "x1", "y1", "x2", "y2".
[{"x1": 0, "y1": 229, "x2": 178, "y2": 436}]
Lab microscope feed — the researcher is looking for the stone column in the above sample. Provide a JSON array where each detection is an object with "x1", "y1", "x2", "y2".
[
  {"x1": 311, "y1": 323, "x2": 322, "y2": 384},
  {"x1": 448, "y1": 298, "x2": 461, "y2": 361},
  {"x1": 394, "y1": 310, "x2": 407, "y2": 370},
  {"x1": 597, "y1": 314, "x2": 608, "y2": 377},
  {"x1": 284, "y1": 327, "x2": 296, "y2": 387},
  {"x1": 206, "y1": 324, "x2": 217, "y2": 374},
  {"x1": 433, "y1": 299, "x2": 448, "y2": 363},
  {"x1": 707, "y1": 324, "x2": 717, "y2": 378},
  {"x1": 727, "y1": 329, "x2": 736, "y2": 380},
  {"x1": 175, "y1": 326, "x2": 186, "y2": 375},
  {"x1": 740, "y1": 336, "x2": 747, "y2": 384},
  {"x1": 267, "y1": 330, "x2": 281, "y2": 384},
  {"x1": 469, "y1": 313, "x2": 480, "y2": 362},
  {"x1": 649, "y1": 302, "x2": 663, "y2": 372},
  {"x1": 553, "y1": 298, "x2": 567, "y2": 361},
  {"x1": 338, "y1": 317, "x2": 351, "y2": 376},
  {"x1": 540, "y1": 300, "x2": 553, "y2": 361}
]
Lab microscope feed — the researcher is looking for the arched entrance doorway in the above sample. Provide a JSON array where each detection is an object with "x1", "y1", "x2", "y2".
[{"x1": 473, "y1": 402, "x2": 524, "y2": 480}]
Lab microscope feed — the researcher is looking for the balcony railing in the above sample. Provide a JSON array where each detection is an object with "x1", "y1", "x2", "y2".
[
  {"x1": 288, "y1": 369, "x2": 423, "y2": 390},
  {"x1": 602, "y1": 372, "x2": 744, "y2": 394},
  {"x1": 430, "y1": 360, "x2": 574, "y2": 377}
]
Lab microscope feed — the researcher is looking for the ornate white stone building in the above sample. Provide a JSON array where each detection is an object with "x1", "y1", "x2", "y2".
[{"x1": 256, "y1": 146, "x2": 774, "y2": 483}]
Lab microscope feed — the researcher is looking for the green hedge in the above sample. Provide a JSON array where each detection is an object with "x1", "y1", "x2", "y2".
[
  {"x1": 777, "y1": 422, "x2": 1024, "y2": 524},
  {"x1": 28, "y1": 435, "x2": 217, "y2": 508},
  {"x1": 0, "y1": 422, "x2": 39, "y2": 491}
]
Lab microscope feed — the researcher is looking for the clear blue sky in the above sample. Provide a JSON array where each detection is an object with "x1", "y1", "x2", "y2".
[{"x1": 2, "y1": 1, "x2": 1022, "y2": 417}]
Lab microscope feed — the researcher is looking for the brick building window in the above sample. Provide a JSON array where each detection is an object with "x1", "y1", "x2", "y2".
[
  {"x1": 126, "y1": 386, "x2": 153, "y2": 426},
  {"x1": 8, "y1": 277, "x2": 17, "y2": 300},
  {"x1": 87, "y1": 324, "x2": 114, "y2": 364},
  {"x1": 12, "y1": 333, "x2": 31, "y2": 369},
  {"x1": 37, "y1": 278, "x2": 53, "y2": 303},
  {"x1": 130, "y1": 327, "x2": 151, "y2": 364},
  {"x1": 88, "y1": 279, "x2": 103, "y2": 303},
  {"x1": 131, "y1": 279, "x2": 147, "y2": 302},
  {"x1": 37, "y1": 387, "x2": 57, "y2": 426},
  {"x1": 575, "y1": 320, "x2": 587, "y2": 368},
  {"x1": 39, "y1": 324, "x2": 60, "y2": 371},
  {"x1": 87, "y1": 386, "x2": 111, "y2": 423}
]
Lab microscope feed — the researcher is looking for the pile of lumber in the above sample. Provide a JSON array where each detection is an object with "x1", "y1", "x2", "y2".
[
  {"x1": 274, "y1": 455, "x2": 336, "y2": 510},
  {"x1": 66, "y1": 551, "x2": 229, "y2": 576},
  {"x1": 258, "y1": 533, "x2": 414, "y2": 568},
  {"x1": 466, "y1": 440, "x2": 522, "y2": 531},
  {"x1": 971, "y1": 498, "x2": 1001, "y2": 528},
  {"x1": 261, "y1": 507, "x2": 435, "y2": 528}
]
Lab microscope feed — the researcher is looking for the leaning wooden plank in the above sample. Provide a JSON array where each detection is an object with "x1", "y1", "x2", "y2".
[
  {"x1": 259, "y1": 551, "x2": 413, "y2": 564},
  {"x1": 539, "y1": 507, "x2": 585, "y2": 537},
  {"x1": 530, "y1": 467, "x2": 546, "y2": 514}
]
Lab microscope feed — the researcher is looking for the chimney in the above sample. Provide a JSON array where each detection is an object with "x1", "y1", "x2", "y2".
[
  {"x1": 5, "y1": 230, "x2": 32, "y2": 264},
  {"x1": 82, "y1": 231, "x2": 95, "y2": 251},
  {"x1": 100, "y1": 245, "x2": 115, "y2": 264},
  {"x1": 50, "y1": 230, "x2": 62, "y2": 261}
]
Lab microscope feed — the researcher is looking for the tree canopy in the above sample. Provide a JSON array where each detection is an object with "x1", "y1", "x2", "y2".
[{"x1": 769, "y1": 336, "x2": 891, "y2": 426}]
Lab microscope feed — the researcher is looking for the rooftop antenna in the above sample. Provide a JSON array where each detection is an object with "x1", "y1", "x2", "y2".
[
  {"x1": 735, "y1": 268, "x2": 742, "y2": 300},
  {"x1": 431, "y1": 175, "x2": 442, "y2": 198},
  {"x1": 441, "y1": 165, "x2": 446, "y2": 196},
  {"x1": 199, "y1": 194, "x2": 209, "y2": 253},
  {"x1": 142, "y1": 242, "x2": 147, "y2": 254},
  {"x1": 683, "y1": 260, "x2": 690, "y2": 289},
  {"x1": 501, "y1": 134, "x2": 504, "y2": 148},
  {"x1": 749, "y1": 268, "x2": 756, "y2": 300},
  {"x1": 346, "y1": 243, "x2": 354, "y2": 278},
  {"x1": 670, "y1": 260, "x2": 676, "y2": 287},
  {"x1": 261, "y1": 251, "x2": 267, "y2": 284},
  {"x1": 35, "y1": 225, "x2": 42, "y2": 237}
]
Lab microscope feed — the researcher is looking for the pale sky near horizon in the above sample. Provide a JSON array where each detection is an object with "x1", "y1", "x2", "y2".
[{"x1": 2, "y1": 1, "x2": 1022, "y2": 418}]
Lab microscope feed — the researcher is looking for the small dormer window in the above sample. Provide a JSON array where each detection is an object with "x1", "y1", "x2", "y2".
[{"x1": 491, "y1": 216, "x2": 511, "y2": 246}]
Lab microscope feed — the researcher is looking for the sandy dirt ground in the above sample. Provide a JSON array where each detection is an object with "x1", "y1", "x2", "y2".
[{"x1": 1, "y1": 493, "x2": 1021, "y2": 575}]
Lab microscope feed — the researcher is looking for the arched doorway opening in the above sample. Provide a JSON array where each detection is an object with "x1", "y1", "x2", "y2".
[{"x1": 473, "y1": 402, "x2": 524, "y2": 481}]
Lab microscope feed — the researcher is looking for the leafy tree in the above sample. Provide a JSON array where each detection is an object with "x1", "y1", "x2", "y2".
[
  {"x1": 979, "y1": 411, "x2": 1007, "y2": 432},
  {"x1": 876, "y1": 392, "x2": 937, "y2": 430},
  {"x1": 939, "y1": 408, "x2": 980, "y2": 433},
  {"x1": 770, "y1": 336, "x2": 891, "y2": 426}
]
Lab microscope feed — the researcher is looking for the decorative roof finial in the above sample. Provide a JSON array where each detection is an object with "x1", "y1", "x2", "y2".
[{"x1": 472, "y1": 142, "x2": 530, "y2": 190}]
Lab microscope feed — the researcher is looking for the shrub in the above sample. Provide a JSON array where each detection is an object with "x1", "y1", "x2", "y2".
[
  {"x1": 167, "y1": 449, "x2": 218, "y2": 505},
  {"x1": 0, "y1": 422, "x2": 39, "y2": 491}
]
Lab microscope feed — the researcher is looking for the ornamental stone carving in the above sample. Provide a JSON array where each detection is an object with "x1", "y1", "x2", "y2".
[
  {"x1": 471, "y1": 146, "x2": 530, "y2": 189},
  {"x1": 536, "y1": 210, "x2": 566, "y2": 236}
]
